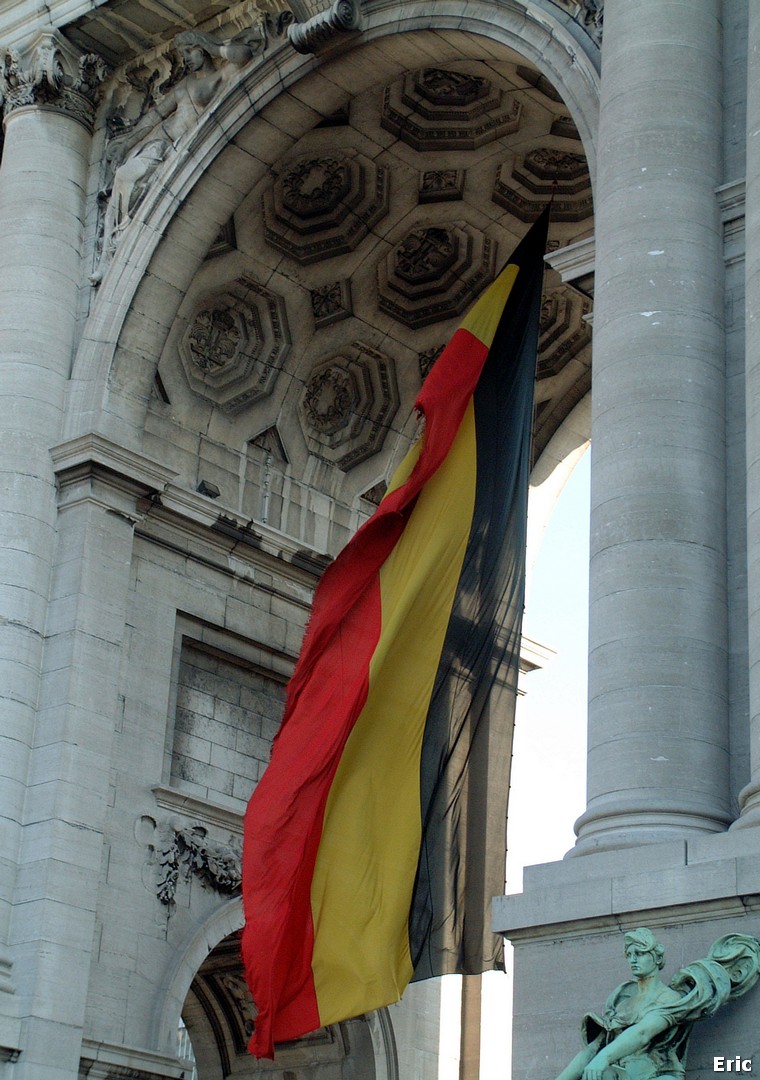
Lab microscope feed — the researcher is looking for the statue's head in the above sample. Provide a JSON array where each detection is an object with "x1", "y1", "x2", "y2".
[
  {"x1": 624, "y1": 928, "x2": 665, "y2": 972},
  {"x1": 173, "y1": 30, "x2": 221, "y2": 69}
]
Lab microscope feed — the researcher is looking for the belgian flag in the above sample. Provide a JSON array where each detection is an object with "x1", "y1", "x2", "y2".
[{"x1": 241, "y1": 208, "x2": 549, "y2": 1059}]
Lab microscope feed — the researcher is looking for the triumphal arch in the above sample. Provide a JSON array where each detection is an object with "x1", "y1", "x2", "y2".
[{"x1": 2, "y1": 1, "x2": 759, "y2": 1078}]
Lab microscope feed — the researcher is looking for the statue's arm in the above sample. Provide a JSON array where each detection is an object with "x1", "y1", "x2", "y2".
[
  {"x1": 555, "y1": 1034, "x2": 605, "y2": 1080},
  {"x1": 580, "y1": 1012, "x2": 671, "y2": 1080}
]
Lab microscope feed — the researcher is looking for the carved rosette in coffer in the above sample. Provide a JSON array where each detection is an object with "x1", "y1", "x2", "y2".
[
  {"x1": 493, "y1": 148, "x2": 593, "y2": 222},
  {"x1": 299, "y1": 343, "x2": 400, "y2": 470},
  {"x1": 263, "y1": 151, "x2": 389, "y2": 264},
  {"x1": 381, "y1": 67, "x2": 520, "y2": 151},
  {"x1": 178, "y1": 277, "x2": 291, "y2": 413},
  {"x1": 378, "y1": 223, "x2": 496, "y2": 329},
  {"x1": 538, "y1": 285, "x2": 592, "y2": 379}
]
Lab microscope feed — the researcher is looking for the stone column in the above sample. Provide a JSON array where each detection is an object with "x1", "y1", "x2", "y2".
[
  {"x1": 0, "y1": 29, "x2": 105, "y2": 1059},
  {"x1": 737, "y1": 4, "x2": 760, "y2": 827},
  {"x1": 575, "y1": 0, "x2": 730, "y2": 852}
]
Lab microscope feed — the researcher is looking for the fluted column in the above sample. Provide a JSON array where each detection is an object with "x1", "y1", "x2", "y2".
[
  {"x1": 737, "y1": 5, "x2": 760, "y2": 827},
  {"x1": 575, "y1": 0, "x2": 730, "y2": 853},
  {"x1": 0, "y1": 29, "x2": 104, "y2": 1053}
]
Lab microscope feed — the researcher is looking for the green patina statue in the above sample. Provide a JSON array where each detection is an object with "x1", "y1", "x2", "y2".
[{"x1": 556, "y1": 929, "x2": 760, "y2": 1080}]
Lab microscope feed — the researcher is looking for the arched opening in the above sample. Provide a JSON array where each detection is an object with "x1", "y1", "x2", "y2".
[{"x1": 180, "y1": 930, "x2": 397, "y2": 1079}]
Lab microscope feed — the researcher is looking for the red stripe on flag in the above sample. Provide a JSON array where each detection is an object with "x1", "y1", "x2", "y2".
[
  {"x1": 242, "y1": 575, "x2": 383, "y2": 1055},
  {"x1": 242, "y1": 327, "x2": 491, "y2": 1057}
]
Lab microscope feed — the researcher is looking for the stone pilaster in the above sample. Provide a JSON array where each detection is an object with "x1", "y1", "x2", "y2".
[
  {"x1": 9, "y1": 437, "x2": 174, "y2": 1080},
  {"x1": 0, "y1": 28, "x2": 105, "y2": 1065},
  {"x1": 736, "y1": 2, "x2": 760, "y2": 827},
  {"x1": 576, "y1": 0, "x2": 729, "y2": 852}
]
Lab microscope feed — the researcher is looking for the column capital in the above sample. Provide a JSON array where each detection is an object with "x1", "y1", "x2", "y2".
[{"x1": 0, "y1": 29, "x2": 107, "y2": 131}]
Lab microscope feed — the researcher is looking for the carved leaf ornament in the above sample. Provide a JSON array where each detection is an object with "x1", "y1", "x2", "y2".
[{"x1": 158, "y1": 825, "x2": 242, "y2": 907}]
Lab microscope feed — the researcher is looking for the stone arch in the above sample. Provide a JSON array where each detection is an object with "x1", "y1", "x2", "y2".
[
  {"x1": 154, "y1": 897, "x2": 399, "y2": 1079},
  {"x1": 154, "y1": 895, "x2": 245, "y2": 1056},
  {"x1": 65, "y1": 2, "x2": 599, "y2": 448}
]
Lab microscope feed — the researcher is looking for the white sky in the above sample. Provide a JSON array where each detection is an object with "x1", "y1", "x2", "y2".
[{"x1": 479, "y1": 446, "x2": 591, "y2": 1079}]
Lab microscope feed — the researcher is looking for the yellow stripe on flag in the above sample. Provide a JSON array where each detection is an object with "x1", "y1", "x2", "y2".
[
  {"x1": 460, "y1": 263, "x2": 519, "y2": 348},
  {"x1": 310, "y1": 402, "x2": 479, "y2": 1025}
]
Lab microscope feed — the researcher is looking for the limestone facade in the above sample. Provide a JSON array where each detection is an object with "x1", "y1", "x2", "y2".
[{"x1": 2, "y1": 1, "x2": 755, "y2": 1079}]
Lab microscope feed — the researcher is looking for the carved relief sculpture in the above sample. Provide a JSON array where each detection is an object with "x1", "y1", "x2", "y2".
[
  {"x1": 556, "y1": 929, "x2": 760, "y2": 1080},
  {"x1": 157, "y1": 824, "x2": 242, "y2": 907},
  {"x1": 93, "y1": 25, "x2": 271, "y2": 281}
]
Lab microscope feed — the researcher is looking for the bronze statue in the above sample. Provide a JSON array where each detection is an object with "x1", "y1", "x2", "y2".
[{"x1": 556, "y1": 929, "x2": 760, "y2": 1080}]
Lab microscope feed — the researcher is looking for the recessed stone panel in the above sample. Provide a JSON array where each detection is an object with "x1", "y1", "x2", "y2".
[
  {"x1": 310, "y1": 279, "x2": 353, "y2": 328},
  {"x1": 178, "y1": 275, "x2": 291, "y2": 413},
  {"x1": 378, "y1": 222, "x2": 496, "y2": 329},
  {"x1": 381, "y1": 67, "x2": 521, "y2": 151},
  {"x1": 493, "y1": 147, "x2": 593, "y2": 222},
  {"x1": 263, "y1": 150, "x2": 389, "y2": 264},
  {"x1": 299, "y1": 342, "x2": 400, "y2": 470},
  {"x1": 419, "y1": 169, "x2": 465, "y2": 203}
]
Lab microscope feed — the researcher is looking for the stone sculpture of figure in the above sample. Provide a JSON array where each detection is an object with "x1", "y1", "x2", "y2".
[
  {"x1": 555, "y1": 929, "x2": 760, "y2": 1080},
  {"x1": 94, "y1": 27, "x2": 263, "y2": 279}
]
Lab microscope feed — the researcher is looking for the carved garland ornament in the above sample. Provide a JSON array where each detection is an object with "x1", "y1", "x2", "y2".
[{"x1": 157, "y1": 825, "x2": 241, "y2": 907}]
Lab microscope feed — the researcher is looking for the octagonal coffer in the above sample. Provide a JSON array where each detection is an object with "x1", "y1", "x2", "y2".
[
  {"x1": 377, "y1": 222, "x2": 496, "y2": 329},
  {"x1": 178, "y1": 276, "x2": 291, "y2": 413},
  {"x1": 381, "y1": 67, "x2": 521, "y2": 151},
  {"x1": 493, "y1": 148, "x2": 593, "y2": 223},
  {"x1": 263, "y1": 150, "x2": 389, "y2": 264},
  {"x1": 298, "y1": 342, "x2": 400, "y2": 471}
]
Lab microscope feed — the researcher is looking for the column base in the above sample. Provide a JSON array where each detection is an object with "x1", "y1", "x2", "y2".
[
  {"x1": 572, "y1": 798, "x2": 733, "y2": 855},
  {"x1": 730, "y1": 780, "x2": 760, "y2": 829}
]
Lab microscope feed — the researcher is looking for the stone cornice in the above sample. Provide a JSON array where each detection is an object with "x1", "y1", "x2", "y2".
[
  {"x1": 51, "y1": 433, "x2": 331, "y2": 589},
  {"x1": 79, "y1": 1039, "x2": 189, "y2": 1080}
]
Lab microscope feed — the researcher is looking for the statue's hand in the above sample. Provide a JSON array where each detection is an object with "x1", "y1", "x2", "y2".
[{"x1": 582, "y1": 1063, "x2": 610, "y2": 1080}]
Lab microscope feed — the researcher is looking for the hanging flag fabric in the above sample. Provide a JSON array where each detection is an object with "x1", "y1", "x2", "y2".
[{"x1": 241, "y1": 208, "x2": 549, "y2": 1059}]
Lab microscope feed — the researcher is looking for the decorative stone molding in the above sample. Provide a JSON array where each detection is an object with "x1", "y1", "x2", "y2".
[
  {"x1": 419, "y1": 169, "x2": 465, "y2": 203},
  {"x1": 551, "y1": 114, "x2": 581, "y2": 140},
  {"x1": 299, "y1": 343, "x2": 400, "y2": 470},
  {"x1": 264, "y1": 150, "x2": 389, "y2": 264},
  {"x1": 288, "y1": 0, "x2": 361, "y2": 54},
  {"x1": 382, "y1": 67, "x2": 521, "y2": 151},
  {"x1": 0, "y1": 30, "x2": 107, "y2": 128},
  {"x1": 378, "y1": 223, "x2": 496, "y2": 329},
  {"x1": 178, "y1": 275, "x2": 291, "y2": 413},
  {"x1": 79, "y1": 1039, "x2": 189, "y2": 1079},
  {"x1": 157, "y1": 824, "x2": 242, "y2": 907},
  {"x1": 493, "y1": 147, "x2": 593, "y2": 223},
  {"x1": 310, "y1": 279, "x2": 353, "y2": 328},
  {"x1": 537, "y1": 284, "x2": 592, "y2": 380},
  {"x1": 516, "y1": 65, "x2": 563, "y2": 103}
]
